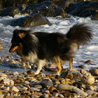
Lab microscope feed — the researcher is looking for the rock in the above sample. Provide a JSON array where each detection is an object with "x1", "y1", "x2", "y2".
[
  {"x1": 27, "y1": 70, "x2": 34, "y2": 75},
  {"x1": 9, "y1": 60, "x2": 16, "y2": 64},
  {"x1": 64, "y1": 91, "x2": 71, "y2": 97},
  {"x1": 81, "y1": 70, "x2": 95, "y2": 85},
  {"x1": 86, "y1": 85, "x2": 95, "y2": 91},
  {"x1": 90, "y1": 68, "x2": 98, "y2": 75},
  {"x1": 0, "y1": 94, "x2": 4, "y2": 98},
  {"x1": 30, "y1": 87, "x2": 40, "y2": 92},
  {"x1": 13, "y1": 72, "x2": 19, "y2": 76},
  {"x1": 25, "y1": 81, "x2": 30, "y2": 85},
  {"x1": 1, "y1": 0, "x2": 39, "y2": 8},
  {"x1": 11, "y1": 13, "x2": 51, "y2": 27},
  {"x1": 11, "y1": 86, "x2": 19, "y2": 93},
  {"x1": 65, "y1": 1, "x2": 98, "y2": 19},
  {"x1": 0, "y1": 7, "x2": 20, "y2": 17},
  {"x1": 57, "y1": 84, "x2": 88, "y2": 97},
  {"x1": 0, "y1": 1, "x2": 2, "y2": 9},
  {"x1": 1, "y1": 1, "x2": 67, "y2": 17},
  {"x1": 0, "y1": 73, "x2": 7, "y2": 81},
  {"x1": 40, "y1": 78, "x2": 53, "y2": 88},
  {"x1": 60, "y1": 70, "x2": 82, "y2": 79},
  {"x1": 53, "y1": 0, "x2": 74, "y2": 9},
  {"x1": 24, "y1": 1, "x2": 67, "y2": 18},
  {"x1": 84, "y1": 60, "x2": 92, "y2": 63},
  {"x1": 7, "y1": 63, "x2": 20, "y2": 68},
  {"x1": 3, "y1": 78, "x2": 14, "y2": 85},
  {"x1": 92, "y1": 12, "x2": 98, "y2": 20},
  {"x1": 0, "y1": 45, "x2": 3, "y2": 50},
  {"x1": 76, "y1": 65, "x2": 85, "y2": 69}
]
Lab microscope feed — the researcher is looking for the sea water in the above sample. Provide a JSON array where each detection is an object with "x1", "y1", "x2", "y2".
[{"x1": 0, "y1": 15, "x2": 98, "y2": 71}]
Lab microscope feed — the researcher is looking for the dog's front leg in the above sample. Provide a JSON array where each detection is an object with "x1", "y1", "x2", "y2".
[{"x1": 35, "y1": 60, "x2": 46, "y2": 75}]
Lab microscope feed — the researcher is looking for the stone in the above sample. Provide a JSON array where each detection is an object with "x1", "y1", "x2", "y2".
[
  {"x1": 84, "y1": 60, "x2": 92, "y2": 63},
  {"x1": 0, "y1": 45, "x2": 3, "y2": 50},
  {"x1": 81, "y1": 71, "x2": 95, "y2": 85},
  {"x1": 0, "y1": 94, "x2": 4, "y2": 98},
  {"x1": 11, "y1": 86, "x2": 19, "y2": 93},
  {"x1": 40, "y1": 78, "x2": 53, "y2": 88},
  {"x1": 0, "y1": 7, "x2": 20, "y2": 17},
  {"x1": 65, "y1": 1, "x2": 97, "y2": 18},
  {"x1": 11, "y1": 13, "x2": 51, "y2": 27},
  {"x1": 90, "y1": 68, "x2": 98, "y2": 75},
  {"x1": 13, "y1": 72, "x2": 19, "y2": 76},
  {"x1": 0, "y1": 73, "x2": 7, "y2": 81},
  {"x1": 3, "y1": 78, "x2": 14, "y2": 85},
  {"x1": 76, "y1": 65, "x2": 85, "y2": 69}
]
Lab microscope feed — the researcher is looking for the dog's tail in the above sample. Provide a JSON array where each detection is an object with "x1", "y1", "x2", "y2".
[{"x1": 66, "y1": 24, "x2": 92, "y2": 45}]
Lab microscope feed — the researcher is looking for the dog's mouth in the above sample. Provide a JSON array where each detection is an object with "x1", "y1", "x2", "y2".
[{"x1": 9, "y1": 46, "x2": 19, "y2": 53}]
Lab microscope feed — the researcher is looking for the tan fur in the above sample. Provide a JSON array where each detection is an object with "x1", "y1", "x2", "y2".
[
  {"x1": 18, "y1": 33, "x2": 25, "y2": 39},
  {"x1": 10, "y1": 46, "x2": 19, "y2": 53}
]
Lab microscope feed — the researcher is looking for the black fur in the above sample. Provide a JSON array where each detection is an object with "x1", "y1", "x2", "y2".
[{"x1": 9, "y1": 23, "x2": 92, "y2": 72}]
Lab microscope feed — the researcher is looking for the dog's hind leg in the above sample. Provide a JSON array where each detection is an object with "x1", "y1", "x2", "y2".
[
  {"x1": 69, "y1": 58, "x2": 73, "y2": 70},
  {"x1": 55, "y1": 63, "x2": 62, "y2": 75},
  {"x1": 68, "y1": 58, "x2": 77, "y2": 72},
  {"x1": 35, "y1": 60, "x2": 46, "y2": 75}
]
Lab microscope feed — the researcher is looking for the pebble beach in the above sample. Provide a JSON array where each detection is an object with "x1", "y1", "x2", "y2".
[
  {"x1": 0, "y1": 41, "x2": 98, "y2": 98},
  {"x1": 0, "y1": 16, "x2": 98, "y2": 98}
]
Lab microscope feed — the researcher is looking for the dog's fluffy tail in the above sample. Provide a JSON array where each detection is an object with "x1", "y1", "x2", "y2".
[{"x1": 66, "y1": 24, "x2": 92, "y2": 45}]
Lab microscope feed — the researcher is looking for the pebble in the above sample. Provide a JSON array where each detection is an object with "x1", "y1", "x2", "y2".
[
  {"x1": 81, "y1": 70, "x2": 95, "y2": 85},
  {"x1": 41, "y1": 78, "x2": 53, "y2": 88},
  {"x1": 3, "y1": 78, "x2": 14, "y2": 85},
  {"x1": 84, "y1": 60, "x2": 92, "y2": 63},
  {"x1": 13, "y1": 71, "x2": 19, "y2": 76},
  {"x1": 0, "y1": 61, "x2": 97, "y2": 98},
  {"x1": 90, "y1": 68, "x2": 98, "y2": 75},
  {"x1": 0, "y1": 94, "x2": 4, "y2": 98},
  {"x1": 0, "y1": 45, "x2": 3, "y2": 50},
  {"x1": 0, "y1": 73, "x2": 7, "y2": 81},
  {"x1": 76, "y1": 65, "x2": 85, "y2": 69},
  {"x1": 30, "y1": 87, "x2": 40, "y2": 91},
  {"x1": 11, "y1": 86, "x2": 19, "y2": 93}
]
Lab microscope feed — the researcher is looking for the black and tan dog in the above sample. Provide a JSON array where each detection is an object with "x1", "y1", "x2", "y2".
[{"x1": 9, "y1": 24, "x2": 92, "y2": 75}]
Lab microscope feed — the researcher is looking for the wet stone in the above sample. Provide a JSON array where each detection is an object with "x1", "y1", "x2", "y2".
[
  {"x1": 34, "y1": 85, "x2": 42, "y2": 89},
  {"x1": 0, "y1": 45, "x2": 3, "y2": 50},
  {"x1": 40, "y1": 78, "x2": 53, "y2": 88},
  {"x1": 76, "y1": 65, "x2": 85, "y2": 69},
  {"x1": 90, "y1": 68, "x2": 98, "y2": 76},
  {"x1": 84, "y1": 60, "x2": 92, "y2": 63}
]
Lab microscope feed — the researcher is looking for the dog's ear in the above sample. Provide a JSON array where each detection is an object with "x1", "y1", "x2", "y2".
[
  {"x1": 18, "y1": 32, "x2": 25, "y2": 39},
  {"x1": 13, "y1": 29, "x2": 25, "y2": 39}
]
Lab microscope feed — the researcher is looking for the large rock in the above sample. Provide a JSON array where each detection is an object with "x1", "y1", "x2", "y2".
[
  {"x1": 65, "y1": 1, "x2": 98, "y2": 19},
  {"x1": 24, "y1": 1, "x2": 67, "y2": 17},
  {"x1": 0, "y1": 7, "x2": 20, "y2": 17},
  {"x1": 11, "y1": 13, "x2": 51, "y2": 27},
  {"x1": 0, "y1": 1, "x2": 67, "y2": 17},
  {"x1": 1, "y1": 0, "x2": 40, "y2": 8},
  {"x1": 53, "y1": 0, "x2": 74, "y2": 9}
]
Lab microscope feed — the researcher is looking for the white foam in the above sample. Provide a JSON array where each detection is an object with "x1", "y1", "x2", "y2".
[
  {"x1": 87, "y1": 46, "x2": 98, "y2": 51},
  {"x1": 0, "y1": 15, "x2": 98, "y2": 71}
]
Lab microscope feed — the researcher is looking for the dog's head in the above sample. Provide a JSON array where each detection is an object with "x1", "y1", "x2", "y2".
[{"x1": 9, "y1": 29, "x2": 31, "y2": 53}]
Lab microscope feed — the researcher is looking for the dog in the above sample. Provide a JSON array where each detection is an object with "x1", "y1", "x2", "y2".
[{"x1": 9, "y1": 24, "x2": 92, "y2": 75}]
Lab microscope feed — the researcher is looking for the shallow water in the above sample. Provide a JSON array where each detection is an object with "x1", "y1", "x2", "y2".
[{"x1": 0, "y1": 15, "x2": 98, "y2": 71}]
